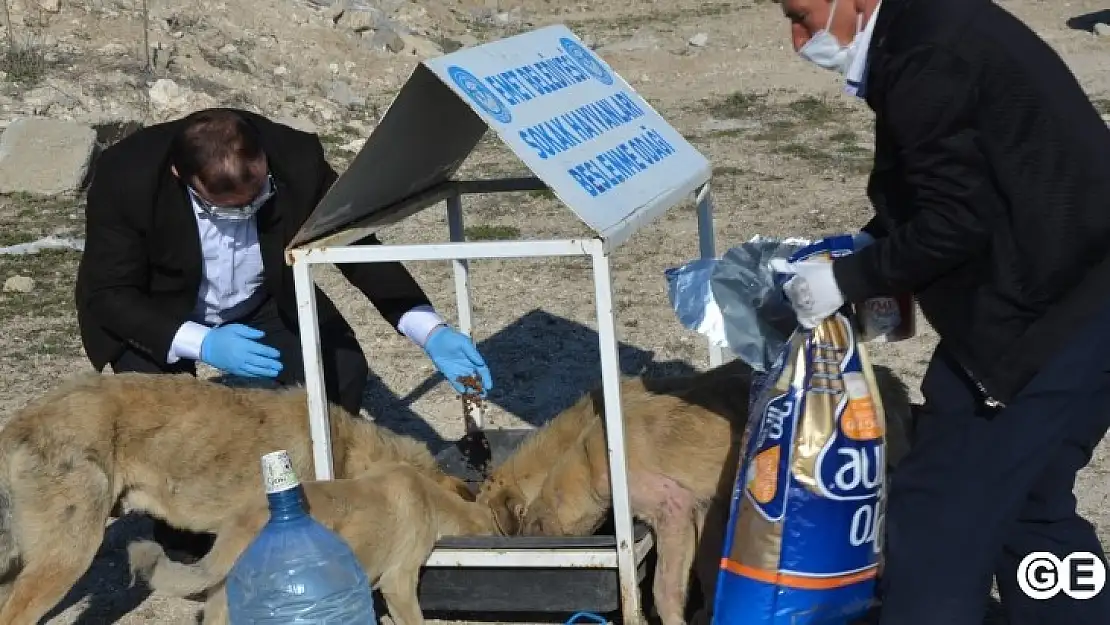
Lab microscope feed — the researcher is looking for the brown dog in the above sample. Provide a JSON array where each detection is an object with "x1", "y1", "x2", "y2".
[
  {"x1": 475, "y1": 361, "x2": 748, "y2": 524},
  {"x1": 0, "y1": 372, "x2": 472, "y2": 625},
  {"x1": 489, "y1": 360, "x2": 911, "y2": 625},
  {"x1": 128, "y1": 461, "x2": 499, "y2": 625}
]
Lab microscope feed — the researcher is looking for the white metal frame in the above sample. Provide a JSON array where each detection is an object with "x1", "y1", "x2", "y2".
[{"x1": 289, "y1": 177, "x2": 723, "y2": 625}]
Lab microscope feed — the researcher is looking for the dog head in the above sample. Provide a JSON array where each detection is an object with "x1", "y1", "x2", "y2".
[
  {"x1": 518, "y1": 496, "x2": 569, "y2": 537},
  {"x1": 516, "y1": 466, "x2": 597, "y2": 537}
]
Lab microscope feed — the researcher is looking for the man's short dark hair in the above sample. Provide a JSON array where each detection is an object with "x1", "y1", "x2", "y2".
[{"x1": 169, "y1": 108, "x2": 267, "y2": 196}]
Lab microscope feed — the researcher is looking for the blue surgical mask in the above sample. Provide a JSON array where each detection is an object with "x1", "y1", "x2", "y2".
[{"x1": 798, "y1": 0, "x2": 863, "y2": 76}]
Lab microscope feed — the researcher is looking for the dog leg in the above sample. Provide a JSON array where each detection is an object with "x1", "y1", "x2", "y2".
[
  {"x1": 202, "y1": 583, "x2": 229, "y2": 625},
  {"x1": 128, "y1": 539, "x2": 221, "y2": 599},
  {"x1": 0, "y1": 460, "x2": 112, "y2": 625},
  {"x1": 0, "y1": 582, "x2": 12, "y2": 615},
  {"x1": 690, "y1": 499, "x2": 729, "y2": 625},
  {"x1": 653, "y1": 518, "x2": 698, "y2": 625},
  {"x1": 639, "y1": 479, "x2": 698, "y2": 625},
  {"x1": 378, "y1": 565, "x2": 425, "y2": 625},
  {"x1": 193, "y1": 506, "x2": 268, "y2": 581}
]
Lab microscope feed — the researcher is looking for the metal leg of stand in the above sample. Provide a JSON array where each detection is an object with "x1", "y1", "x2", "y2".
[
  {"x1": 590, "y1": 243, "x2": 645, "y2": 625},
  {"x1": 292, "y1": 255, "x2": 335, "y2": 481}
]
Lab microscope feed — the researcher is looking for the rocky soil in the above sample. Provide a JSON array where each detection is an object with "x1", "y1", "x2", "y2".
[{"x1": 2, "y1": 0, "x2": 1110, "y2": 623}]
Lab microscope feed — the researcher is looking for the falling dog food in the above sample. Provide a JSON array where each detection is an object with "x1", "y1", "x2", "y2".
[{"x1": 457, "y1": 374, "x2": 493, "y2": 480}]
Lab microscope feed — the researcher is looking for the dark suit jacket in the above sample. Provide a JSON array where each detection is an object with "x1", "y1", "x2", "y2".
[
  {"x1": 831, "y1": 0, "x2": 1110, "y2": 404},
  {"x1": 75, "y1": 108, "x2": 433, "y2": 371}
]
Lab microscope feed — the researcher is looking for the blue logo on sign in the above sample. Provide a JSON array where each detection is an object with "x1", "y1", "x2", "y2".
[
  {"x1": 447, "y1": 65, "x2": 512, "y2": 124},
  {"x1": 558, "y1": 37, "x2": 613, "y2": 86}
]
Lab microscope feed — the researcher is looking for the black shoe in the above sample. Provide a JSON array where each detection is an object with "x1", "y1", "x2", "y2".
[{"x1": 151, "y1": 518, "x2": 216, "y2": 563}]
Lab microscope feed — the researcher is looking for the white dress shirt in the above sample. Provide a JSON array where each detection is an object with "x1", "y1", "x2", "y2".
[
  {"x1": 845, "y1": 1, "x2": 882, "y2": 98},
  {"x1": 166, "y1": 193, "x2": 444, "y2": 364}
]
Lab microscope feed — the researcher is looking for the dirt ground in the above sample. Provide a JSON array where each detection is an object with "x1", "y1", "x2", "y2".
[{"x1": 2, "y1": 0, "x2": 1109, "y2": 623}]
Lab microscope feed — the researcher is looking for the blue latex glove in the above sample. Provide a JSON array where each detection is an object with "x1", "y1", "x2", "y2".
[
  {"x1": 199, "y1": 324, "x2": 283, "y2": 378},
  {"x1": 424, "y1": 326, "x2": 493, "y2": 396}
]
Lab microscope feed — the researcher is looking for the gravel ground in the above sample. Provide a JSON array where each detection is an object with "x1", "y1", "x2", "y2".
[{"x1": 1, "y1": 1, "x2": 1108, "y2": 622}]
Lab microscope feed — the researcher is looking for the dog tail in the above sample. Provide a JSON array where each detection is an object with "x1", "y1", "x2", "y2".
[{"x1": 127, "y1": 540, "x2": 221, "y2": 598}]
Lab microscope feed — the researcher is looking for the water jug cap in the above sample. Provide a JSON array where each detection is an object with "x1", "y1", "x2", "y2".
[{"x1": 260, "y1": 450, "x2": 300, "y2": 494}]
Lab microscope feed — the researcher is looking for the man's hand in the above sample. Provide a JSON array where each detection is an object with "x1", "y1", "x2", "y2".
[
  {"x1": 424, "y1": 326, "x2": 494, "y2": 396},
  {"x1": 770, "y1": 257, "x2": 845, "y2": 329},
  {"x1": 199, "y1": 324, "x2": 284, "y2": 378}
]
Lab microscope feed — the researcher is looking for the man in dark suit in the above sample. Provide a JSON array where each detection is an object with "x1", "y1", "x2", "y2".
[
  {"x1": 772, "y1": 1, "x2": 1110, "y2": 623},
  {"x1": 75, "y1": 107, "x2": 494, "y2": 560}
]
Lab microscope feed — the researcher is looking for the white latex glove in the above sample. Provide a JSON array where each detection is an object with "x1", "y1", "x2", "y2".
[{"x1": 769, "y1": 257, "x2": 845, "y2": 329}]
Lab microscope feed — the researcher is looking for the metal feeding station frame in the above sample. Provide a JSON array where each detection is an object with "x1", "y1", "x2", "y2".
[{"x1": 284, "y1": 25, "x2": 725, "y2": 625}]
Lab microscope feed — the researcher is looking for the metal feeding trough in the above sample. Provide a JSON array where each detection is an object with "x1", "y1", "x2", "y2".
[
  {"x1": 416, "y1": 428, "x2": 655, "y2": 619},
  {"x1": 285, "y1": 25, "x2": 722, "y2": 624}
]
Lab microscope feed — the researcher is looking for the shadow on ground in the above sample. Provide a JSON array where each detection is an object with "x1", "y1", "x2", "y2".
[
  {"x1": 364, "y1": 308, "x2": 701, "y2": 453},
  {"x1": 209, "y1": 308, "x2": 699, "y2": 454},
  {"x1": 1065, "y1": 10, "x2": 1110, "y2": 32}
]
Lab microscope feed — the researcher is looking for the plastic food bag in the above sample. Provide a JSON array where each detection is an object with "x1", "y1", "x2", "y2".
[
  {"x1": 665, "y1": 235, "x2": 916, "y2": 374},
  {"x1": 665, "y1": 235, "x2": 812, "y2": 373},
  {"x1": 712, "y1": 236, "x2": 888, "y2": 625}
]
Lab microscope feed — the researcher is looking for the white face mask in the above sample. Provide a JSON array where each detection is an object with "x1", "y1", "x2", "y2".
[{"x1": 798, "y1": 0, "x2": 863, "y2": 75}]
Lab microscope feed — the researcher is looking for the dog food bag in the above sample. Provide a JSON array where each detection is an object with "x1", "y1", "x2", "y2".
[{"x1": 713, "y1": 237, "x2": 887, "y2": 625}]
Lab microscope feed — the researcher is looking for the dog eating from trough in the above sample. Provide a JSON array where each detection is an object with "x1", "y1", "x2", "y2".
[
  {"x1": 128, "y1": 461, "x2": 501, "y2": 625},
  {"x1": 481, "y1": 359, "x2": 912, "y2": 625},
  {"x1": 0, "y1": 371, "x2": 472, "y2": 625},
  {"x1": 474, "y1": 360, "x2": 750, "y2": 523}
]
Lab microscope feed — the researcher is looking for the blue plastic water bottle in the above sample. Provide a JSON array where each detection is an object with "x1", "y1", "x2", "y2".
[{"x1": 226, "y1": 450, "x2": 377, "y2": 624}]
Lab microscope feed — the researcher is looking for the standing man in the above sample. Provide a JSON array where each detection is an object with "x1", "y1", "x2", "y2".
[
  {"x1": 75, "y1": 107, "x2": 493, "y2": 560},
  {"x1": 771, "y1": 1, "x2": 1110, "y2": 624}
]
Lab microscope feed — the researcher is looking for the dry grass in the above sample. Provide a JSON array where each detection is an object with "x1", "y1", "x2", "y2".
[
  {"x1": 0, "y1": 194, "x2": 85, "y2": 360},
  {"x1": 0, "y1": 0, "x2": 1107, "y2": 623}
]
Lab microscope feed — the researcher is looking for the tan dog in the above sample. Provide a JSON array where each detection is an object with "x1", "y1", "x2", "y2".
[
  {"x1": 475, "y1": 360, "x2": 749, "y2": 523},
  {"x1": 128, "y1": 461, "x2": 499, "y2": 625},
  {"x1": 491, "y1": 361, "x2": 911, "y2": 625},
  {"x1": 0, "y1": 372, "x2": 472, "y2": 625}
]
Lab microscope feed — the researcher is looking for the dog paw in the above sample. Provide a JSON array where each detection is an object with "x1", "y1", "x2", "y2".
[{"x1": 127, "y1": 539, "x2": 167, "y2": 587}]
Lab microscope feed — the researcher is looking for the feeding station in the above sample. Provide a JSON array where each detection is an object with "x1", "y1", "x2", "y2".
[{"x1": 284, "y1": 25, "x2": 725, "y2": 624}]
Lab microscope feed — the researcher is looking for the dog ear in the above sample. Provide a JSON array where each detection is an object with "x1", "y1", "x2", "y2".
[{"x1": 489, "y1": 492, "x2": 521, "y2": 535}]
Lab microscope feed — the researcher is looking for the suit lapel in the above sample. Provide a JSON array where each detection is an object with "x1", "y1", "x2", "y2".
[
  {"x1": 870, "y1": 0, "x2": 912, "y2": 55},
  {"x1": 157, "y1": 170, "x2": 204, "y2": 294},
  {"x1": 864, "y1": 0, "x2": 915, "y2": 111},
  {"x1": 256, "y1": 174, "x2": 287, "y2": 302}
]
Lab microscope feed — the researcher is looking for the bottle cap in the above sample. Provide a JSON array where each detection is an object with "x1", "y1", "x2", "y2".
[{"x1": 260, "y1": 450, "x2": 299, "y2": 494}]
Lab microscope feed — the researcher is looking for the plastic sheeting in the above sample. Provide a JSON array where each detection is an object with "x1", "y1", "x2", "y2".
[
  {"x1": 665, "y1": 235, "x2": 811, "y2": 373},
  {"x1": 0, "y1": 235, "x2": 85, "y2": 255}
]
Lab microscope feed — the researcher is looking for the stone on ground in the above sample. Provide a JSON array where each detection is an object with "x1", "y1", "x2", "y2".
[{"x1": 0, "y1": 117, "x2": 97, "y2": 196}]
